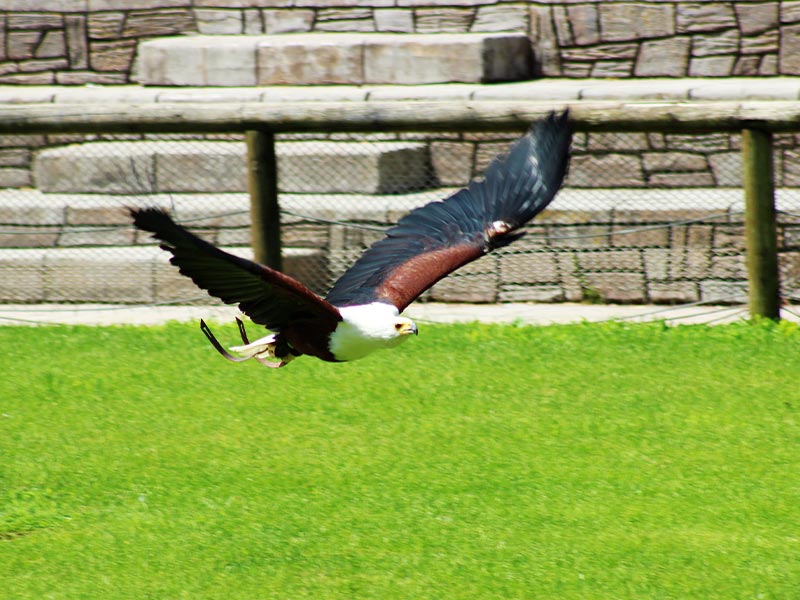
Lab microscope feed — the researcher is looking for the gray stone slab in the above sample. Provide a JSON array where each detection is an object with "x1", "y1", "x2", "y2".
[
  {"x1": 278, "y1": 141, "x2": 431, "y2": 194},
  {"x1": 363, "y1": 33, "x2": 532, "y2": 84},
  {"x1": 137, "y1": 33, "x2": 533, "y2": 87},
  {"x1": 154, "y1": 141, "x2": 247, "y2": 193},
  {"x1": 135, "y1": 35, "x2": 259, "y2": 86},
  {"x1": 34, "y1": 141, "x2": 158, "y2": 194},
  {"x1": 257, "y1": 35, "x2": 364, "y2": 85},
  {"x1": 0, "y1": 248, "x2": 47, "y2": 302},
  {"x1": 43, "y1": 246, "x2": 157, "y2": 303}
]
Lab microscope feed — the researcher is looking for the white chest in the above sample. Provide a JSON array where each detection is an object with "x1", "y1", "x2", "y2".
[{"x1": 328, "y1": 303, "x2": 409, "y2": 362}]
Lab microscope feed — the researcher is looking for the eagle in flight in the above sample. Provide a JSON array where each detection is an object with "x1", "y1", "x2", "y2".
[{"x1": 131, "y1": 111, "x2": 572, "y2": 368}]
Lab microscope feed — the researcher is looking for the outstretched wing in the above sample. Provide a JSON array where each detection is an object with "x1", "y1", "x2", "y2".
[
  {"x1": 131, "y1": 208, "x2": 341, "y2": 330},
  {"x1": 324, "y1": 111, "x2": 572, "y2": 311}
]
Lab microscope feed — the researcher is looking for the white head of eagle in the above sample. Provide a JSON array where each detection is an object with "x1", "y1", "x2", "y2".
[{"x1": 130, "y1": 111, "x2": 572, "y2": 368}]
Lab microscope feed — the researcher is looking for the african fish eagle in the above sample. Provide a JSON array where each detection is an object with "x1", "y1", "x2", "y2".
[{"x1": 130, "y1": 111, "x2": 572, "y2": 367}]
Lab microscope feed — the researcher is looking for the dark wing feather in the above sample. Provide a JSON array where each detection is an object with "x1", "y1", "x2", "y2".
[
  {"x1": 130, "y1": 208, "x2": 341, "y2": 330},
  {"x1": 325, "y1": 111, "x2": 572, "y2": 311}
]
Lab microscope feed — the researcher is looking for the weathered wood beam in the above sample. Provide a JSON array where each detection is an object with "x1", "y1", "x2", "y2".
[
  {"x1": 0, "y1": 100, "x2": 798, "y2": 134},
  {"x1": 742, "y1": 127, "x2": 780, "y2": 320},
  {"x1": 246, "y1": 130, "x2": 281, "y2": 271}
]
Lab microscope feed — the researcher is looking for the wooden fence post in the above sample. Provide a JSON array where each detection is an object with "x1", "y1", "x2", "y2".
[
  {"x1": 742, "y1": 127, "x2": 780, "y2": 320},
  {"x1": 246, "y1": 129, "x2": 282, "y2": 271}
]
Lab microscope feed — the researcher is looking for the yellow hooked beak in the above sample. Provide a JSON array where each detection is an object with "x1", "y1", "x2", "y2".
[{"x1": 395, "y1": 320, "x2": 418, "y2": 336}]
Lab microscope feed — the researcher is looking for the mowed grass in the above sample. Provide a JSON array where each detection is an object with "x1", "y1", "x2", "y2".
[{"x1": 1, "y1": 319, "x2": 799, "y2": 599}]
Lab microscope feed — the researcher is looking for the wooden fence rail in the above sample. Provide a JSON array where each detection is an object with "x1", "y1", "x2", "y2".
[{"x1": 0, "y1": 100, "x2": 793, "y2": 319}]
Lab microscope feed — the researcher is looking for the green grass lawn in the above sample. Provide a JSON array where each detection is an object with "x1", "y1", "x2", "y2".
[{"x1": 1, "y1": 319, "x2": 798, "y2": 599}]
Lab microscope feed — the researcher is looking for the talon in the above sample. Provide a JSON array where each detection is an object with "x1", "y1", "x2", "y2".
[
  {"x1": 200, "y1": 319, "x2": 250, "y2": 362},
  {"x1": 235, "y1": 317, "x2": 250, "y2": 345}
]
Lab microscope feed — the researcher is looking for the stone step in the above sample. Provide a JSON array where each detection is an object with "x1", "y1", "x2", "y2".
[
  {"x1": 0, "y1": 245, "x2": 327, "y2": 304},
  {"x1": 32, "y1": 140, "x2": 433, "y2": 195},
  {"x1": 134, "y1": 33, "x2": 533, "y2": 87}
]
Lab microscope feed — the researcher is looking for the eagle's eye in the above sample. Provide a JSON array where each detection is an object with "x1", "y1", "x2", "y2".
[{"x1": 394, "y1": 322, "x2": 404, "y2": 330}]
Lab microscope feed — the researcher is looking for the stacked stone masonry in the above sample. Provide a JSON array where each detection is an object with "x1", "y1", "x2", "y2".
[
  {"x1": 2, "y1": 187, "x2": 799, "y2": 304},
  {"x1": 2, "y1": 1, "x2": 800, "y2": 83}
]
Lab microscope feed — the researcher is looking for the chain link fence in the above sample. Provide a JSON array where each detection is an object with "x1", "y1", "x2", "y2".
[{"x1": 1, "y1": 126, "x2": 799, "y2": 310}]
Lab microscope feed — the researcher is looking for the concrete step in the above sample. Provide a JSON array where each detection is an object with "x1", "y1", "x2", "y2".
[
  {"x1": 32, "y1": 140, "x2": 433, "y2": 195},
  {"x1": 0, "y1": 245, "x2": 327, "y2": 304},
  {"x1": 134, "y1": 33, "x2": 533, "y2": 87}
]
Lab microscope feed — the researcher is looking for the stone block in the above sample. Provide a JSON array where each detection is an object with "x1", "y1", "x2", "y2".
[
  {"x1": 278, "y1": 141, "x2": 430, "y2": 194},
  {"x1": 611, "y1": 226, "x2": 670, "y2": 249},
  {"x1": 58, "y1": 227, "x2": 135, "y2": 247},
  {"x1": 0, "y1": 148, "x2": 30, "y2": 167},
  {"x1": 691, "y1": 29, "x2": 740, "y2": 57},
  {"x1": 36, "y1": 30, "x2": 67, "y2": 59},
  {"x1": 155, "y1": 141, "x2": 247, "y2": 193},
  {"x1": 568, "y1": 154, "x2": 645, "y2": 188},
  {"x1": 65, "y1": 15, "x2": 88, "y2": 69},
  {"x1": 648, "y1": 172, "x2": 716, "y2": 187},
  {"x1": 708, "y1": 152, "x2": 741, "y2": 186},
  {"x1": 257, "y1": 35, "x2": 364, "y2": 84},
  {"x1": 34, "y1": 141, "x2": 156, "y2": 194},
  {"x1": 499, "y1": 284, "x2": 564, "y2": 303},
  {"x1": 0, "y1": 249, "x2": 46, "y2": 302},
  {"x1": 0, "y1": 168, "x2": 32, "y2": 188},
  {"x1": 363, "y1": 33, "x2": 532, "y2": 84},
  {"x1": 582, "y1": 272, "x2": 646, "y2": 303},
  {"x1": 121, "y1": 8, "x2": 195, "y2": 38},
  {"x1": 699, "y1": 280, "x2": 748, "y2": 303},
  {"x1": 643, "y1": 249, "x2": 670, "y2": 281},
  {"x1": 471, "y1": 4, "x2": 528, "y2": 33},
  {"x1": 567, "y1": 4, "x2": 599, "y2": 46},
  {"x1": 136, "y1": 36, "x2": 257, "y2": 86},
  {"x1": 587, "y1": 132, "x2": 648, "y2": 152},
  {"x1": 195, "y1": 9, "x2": 243, "y2": 34},
  {"x1": 374, "y1": 9, "x2": 414, "y2": 33},
  {"x1": 711, "y1": 253, "x2": 746, "y2": 279},
  {"x1": 90, "y1": 39, "x2": 137, "y2": 72},
  {"x1": 578, "y1": 249, "x2": 643, "y2": 273},
  {"x1": 7, "y1": 14, "x2": 63, "y2": 30},
  {"x1": 741, "y1": 30, "x2": 778, "y2": 55},
  {"x1": 643, "y1": 152, "x2": 707, "y2": 173},
  {"x1": 263, "y1": 9, "x2": 314, "y2": 34},
  {"x1": 599, "y1": 3, "x2": 674, "y2": 41},
  {"x1": 0, "y1": 226, "x2": 59, "y2": 249},
  {"x1": 44, "y1": 247, "x2": 156, "y2": 303},
  {"x1": 89, "y1": 12, "x2": 124, "y2": 39},
  {"x1": 648, "y1": 281, "x2": 699, "y2": 304},
  {"x1": 689, "y1": 55, "x2": 736, "y2": 76},
  {"x1": 635, "y1": 37, "x2": 690, "y2": 77},
  {"x1": 714, "y1": 226, "x2": 746, "y2": 252},
  {"x1": 550, "y1": 225, "x2": 612, "y2": 248},
  {"x1": 782, "y1": 2, "x2": 800, "y2": 24},
  {"x1": 779, "y1": 23, "x2": 800, "y2": 75},
  {"x1": 529, "y1": 4, "x2": 562, "y2": 76},
  {"x1": 7, "y1": 30, "x2": 40, "y2": 61},
  {"x1": 677, "y1": 2, "x2": 737, "y2": 33},
  {"x1": 500, "y1": 251, "x2": 559, "y2": 285},
  {"x1": 430, "y1": 141, "x2": 474, "y2": 186},
  {"x1": 671, "y1": 249, "x2": 710, "y2": 279},
  {"x1": 414, "y1": 8, "x2": 473, "y2": 33}
]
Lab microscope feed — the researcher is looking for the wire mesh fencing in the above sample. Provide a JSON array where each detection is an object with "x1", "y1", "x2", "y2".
[{"x1": 0, "y1": 127, "x2": 799, "y2": 311}]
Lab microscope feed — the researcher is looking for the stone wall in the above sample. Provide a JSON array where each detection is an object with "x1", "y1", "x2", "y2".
[{"x1": 1, "y1": 1, "x2": 798, "y2": 84}]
